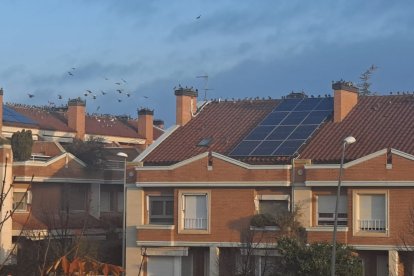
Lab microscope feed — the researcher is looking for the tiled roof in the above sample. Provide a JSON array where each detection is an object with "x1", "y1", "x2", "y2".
[
  {"x1": 9, "y1": 105, "x2": 72, "y2": 131},
  {"x1": 300, "y1": 95, "x2": 414, "y2": 163},
  {"x1": 6, "y1": 104, "x2": 164, "y2": 140},
  {"x1": 143, "y1": 100, "x2": 280, "y2": 165}
]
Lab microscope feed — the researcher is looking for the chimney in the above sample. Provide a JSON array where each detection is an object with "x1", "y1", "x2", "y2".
[
  {"x1": 0, "y1": 88, "x2": 3, "y2": 135},
  {"x1": 67, "y1": 98, "x2": 86, "y2": 140},
  {"x1": 175, "y1": 87, "x2": 198, "y2": 126},
  {"x1": 138, "y1": 108, "x2": 154, "y2": 146},
  {"x1": 153, "y1": 119, "x2": 164, "y2": 129},
  {"x1": 333, "y1": 81, "x2": 358, "y2": 123}
]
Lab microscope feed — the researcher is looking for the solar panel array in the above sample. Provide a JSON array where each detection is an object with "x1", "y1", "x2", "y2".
[
  {"x1": 3, "y1": 105, "x2": 37, "y2": 125},
  {"x1": 230, "y1": 97, "x2": 333, "y2": 157}
]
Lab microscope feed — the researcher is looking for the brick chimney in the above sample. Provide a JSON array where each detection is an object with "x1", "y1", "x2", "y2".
[
  {"x1": 175, "y1": 87, "x2": 198, "y2": 126},
  {"x1": 0, "y1": 88, "x2": 3, "y2": 135},
  {"x1": 138, "y1": 108, "x2": 154, "y2": 146},
  {"x1": 333, "y1": 81, "x2": 358, "y2": 123},
  {"x1": 67, "y1": 98, "x2": 86, "y2": 140}
]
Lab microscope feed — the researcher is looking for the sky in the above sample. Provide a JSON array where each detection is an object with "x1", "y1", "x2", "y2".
[{"x1": 1, "y1": 0, "x2": 414, "y2": 126}]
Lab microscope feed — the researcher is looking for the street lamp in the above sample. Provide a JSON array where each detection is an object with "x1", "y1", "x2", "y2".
[
  {"x1": 117, "y1": 152, "x2": 128, "y2": 275},
  {"x1": 331, "y1": 136, "x2": 355, "y2": 276}
]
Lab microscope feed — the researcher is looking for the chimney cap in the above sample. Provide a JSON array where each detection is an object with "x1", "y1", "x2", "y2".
[
  {"x1": 332, "y1": 80, "x2": 358, "y2": 93},
  {"x1": 174, "y1": 87, "x2": 198, "y2": 97},
  {"x1": 0, "y1": 88, "x2": 3, "y2": 95},
  {"x1": 68, "y1": 97, "x2": 86, "y2": 106},
  {"x1": 138, "y1": 108, "x2": 154, "y2": 116},
  {"x1": 153, "y1": 119, "x2": 164, "y2": 125}
]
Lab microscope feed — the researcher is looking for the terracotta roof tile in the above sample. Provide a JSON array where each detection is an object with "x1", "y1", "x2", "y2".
[
  {"x1": 144, "y1": 100, "x2": 279, "y2": 165},
  {"x1": 300, "y1": 95, "x2": 414, "y2": 163}
]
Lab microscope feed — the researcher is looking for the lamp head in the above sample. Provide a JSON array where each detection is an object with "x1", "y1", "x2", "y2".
[
  {"x1": 343, "y1": 136, "x2": 356, "y2": 145},
  {"x1": 117, "y1": 152, "x2": 128, "y2": 158}
]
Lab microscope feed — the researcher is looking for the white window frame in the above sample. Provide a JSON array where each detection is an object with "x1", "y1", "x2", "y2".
[
  {"x1": 178, "y1": 190, "x2": 211, "y2": 234},
  {"x1": 146, "y1": 195, "x2": 174, "y2": 225},
  {"x1": 316, "y1": 194, "x2": 348, "y2": 227},
  {"x1": 13, "y1": 189, "x2": 32, "y2": 213},
  {"x1": 353, "y1": 189, "x2": 389, "y2": 237}
]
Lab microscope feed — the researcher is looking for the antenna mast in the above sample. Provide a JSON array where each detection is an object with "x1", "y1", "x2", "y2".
[{"x1": 196, "y1": 74, "x2": 210, "y2": 101}]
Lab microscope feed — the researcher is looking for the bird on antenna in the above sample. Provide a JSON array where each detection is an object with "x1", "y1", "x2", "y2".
[
  {"x1": 96, "y1": 106, "x2": 100, "y2": 111},
  {"x1": 28, "y1": 93, "x2": 34, "y2": 98},
  {"x1": 83, "y1": 92, "x2": 88, "y2": 97},
  {"x1": 58, "y1": 94, "x2": 63, "y2": 99}
]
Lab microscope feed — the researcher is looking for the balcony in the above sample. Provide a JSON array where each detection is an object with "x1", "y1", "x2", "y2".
[
  {"x1": 358, "y1": 219, "x2": 385, "y2": 231},
  {"x1": 184, "y1": 218, "x2": 207, "y2": 230}
]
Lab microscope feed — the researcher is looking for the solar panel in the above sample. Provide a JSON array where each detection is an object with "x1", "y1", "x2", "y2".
[
  {"x1": 229, "y1": 97, "x2": 333, "y2": 157},
  {"x1": 245, "y1": 126, "x2": 275, "y2": 140},
  {"x1": 3, "y1": 106, "x2": 36, "y2": 125}
]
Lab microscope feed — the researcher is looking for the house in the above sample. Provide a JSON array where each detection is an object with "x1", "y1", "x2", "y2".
[
  {"x1": 127, "y1": 83, "x2": 414, "y2": 276},
  {"x1": 0, "y1": 88, "x2": 164, "y2": 269}
]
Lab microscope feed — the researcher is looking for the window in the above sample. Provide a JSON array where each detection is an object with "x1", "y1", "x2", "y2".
[
  {"x1": 62, "y1": 184, "x2": 88, "y2": 212},
  {"x1": 358, "y1": 194, "x2": 386, "y2": 231},
  {"x1": 317, "y1": 195, "x2": 347, "y2": 226},
  {"x1": 100, "y1": 187, "x2": 123, "y2": 213},
  {"x1": 353, "y1": 190, "x2": 388, "y2": 236},
  {"x1": 13, "y1": 191, "x2": 31, "y2": 212},
  {"x1": 259, "y1": 200, "x2": 289, "y2": 216},
  {"x1": 183, "y1": 195, "x2": 207, "y2": 229},
  {"x1": 148, "y1": 196, "x2": 173, "y2": 225},
  {"x1": 178, "y1": 190, "x2": 210, "y2": 233}
]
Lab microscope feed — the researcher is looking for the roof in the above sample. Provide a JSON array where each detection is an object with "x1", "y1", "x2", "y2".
[
  {"x1": 300, "y1": 95, "x2": 414, "y2": 163},
  {"x1": 143, "y1": 99, "x2": 281, "y2": 165},
  {"x1": 6, "y1": 104, "x2": 164, "y2": 141}
]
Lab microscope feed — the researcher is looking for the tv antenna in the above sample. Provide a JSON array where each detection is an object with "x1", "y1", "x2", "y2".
[{"x1": 196, "y1": 74, "x2": 213, "y2": 101}]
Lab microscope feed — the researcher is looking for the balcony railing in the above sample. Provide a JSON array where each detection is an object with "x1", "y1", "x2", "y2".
[
  {"x1": 184, "y1": 218, "x2": 207, "y2": 230},
  {"x1": 358, "y1": 219, "x2": 386, "y2": 231}
]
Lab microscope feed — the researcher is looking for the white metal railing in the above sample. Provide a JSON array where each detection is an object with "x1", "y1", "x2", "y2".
[
  {"x1": 184, "y1": 218, "x2": 207, "y2": 230},
  {"x1": 358, "y1": 219, "x2": 385, "y2": 231}
]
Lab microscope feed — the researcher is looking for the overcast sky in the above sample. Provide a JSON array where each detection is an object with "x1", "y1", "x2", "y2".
[{"x1": 1, "y1": 0, "x2": 413, "y2": 126}]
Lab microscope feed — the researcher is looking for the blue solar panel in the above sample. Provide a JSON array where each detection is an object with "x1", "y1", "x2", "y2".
[
  {"x1": 273, "y1": 99, "x2": 301, "y2": 111},
  {"x1": 229, "y1": 96, "x2": 333, "y2": 157},
  {"x1": 267, "y1": 126, "x2": 295, "y2": 140},
  {"x1": 315, "y1": 98, "x2": 333, "y2": 110},
  {"x1": 273, "y1": 140, "x2": 305, "y2": 156},
  {"x1": 230, "y1": 141, "x2": 260, "y2": 156},
  {"x1": 251, "y1": 141, "x2": 282, "y2": 156},
  {"x1": 245, "y1": 126, "x2": 275, "y2": 140},
  {"x1": 294, "y1": 98, "x2": 322, "y2": 111},
  {"x1": 289, "y1": 125, "x2": 318, "y2": 140},
  {"x1": 260, "y1": 112, "x2": 288, "y2": 126},
  {"x1": 3, "y1": 106, "x2": 36, "y2": 125}
]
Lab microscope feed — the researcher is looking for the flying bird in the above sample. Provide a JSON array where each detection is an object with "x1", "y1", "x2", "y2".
[
  {"x1": 117, "y1": 99, "x2": 122, "y2": 103},
  {"x1": 196, "y1": 15, "x2": 201, "y2": 19},
  {"x1": 121, "y1": 78, "x2": 127, "y2": 83},
  {"x1": 28, "y1": 93, "x2": 34, "y2": 98},
  {"x1": 104, "y1": 77, "x2": 109, "y2": 80},
  {"x1": 101, "y1": 90, "x2": 106, "y2": 95},
  {"x1": 84, "y1": 92, "x2": 88, "y2": 97},
  {"x1": 92, "y1": 95, "x2": 97, "y2": 100},
  {"x1": 86, "y1": 90, "x2": 92, "y2": 94},
  {"x1": 71, "y1": 67, "x2": 76, "y2": 70},
  {"x1": 117, "y1": 89, "x2": 123, "y2": 94},
  {"x1": 126, "y1": 93, "x2": 131, "y2": 97},
  {"x1": 68, "y1": 71, "x2": 73, "y2": 76},
  {"x1": 115, "y1": 82, "x2": 121, "y2": 85},
  {"x1": 58, "y1": 94, "x2": 63, "y2": 99}
]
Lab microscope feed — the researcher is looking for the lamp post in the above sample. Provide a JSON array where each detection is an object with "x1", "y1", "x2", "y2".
[
  {"x1": 117, "y1": 152, "x2": 128, "y2": 275},
  {"x1": 330, "y1": 136, "x2": 356, "y2": 276}
]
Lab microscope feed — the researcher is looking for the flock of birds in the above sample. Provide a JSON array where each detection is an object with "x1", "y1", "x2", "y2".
[{"x1": 27, "y1": 67, "x2": 151, "y2": 113}]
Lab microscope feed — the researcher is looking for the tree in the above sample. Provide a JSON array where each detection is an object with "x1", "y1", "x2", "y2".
[
  {"x1": 11, "y1": 129, "x2": 33, "y2": 161},
  {"x1": 357, "y1": 64, "x2": 378, "y2": 96},
  {"x1": 64, "y1": 136, "x2": 105, "y2": 169},
  {"x1": 275, "y1": 237, "x2": 363, "y2": 276}
]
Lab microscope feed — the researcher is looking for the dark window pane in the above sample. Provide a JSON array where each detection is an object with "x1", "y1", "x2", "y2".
[{"x1": 150, "y1": 201, "x2": 164, "y2": 215}]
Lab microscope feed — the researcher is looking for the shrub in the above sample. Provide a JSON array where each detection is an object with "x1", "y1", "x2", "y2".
[{"x1": 11, "y1": 129, "x2": 33, "y2": 161}]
